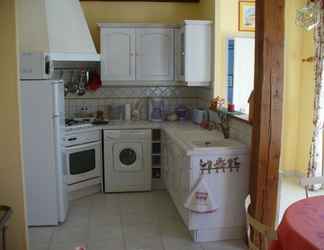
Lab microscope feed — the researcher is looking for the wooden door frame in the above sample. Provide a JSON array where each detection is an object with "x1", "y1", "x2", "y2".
[{"x1": 250, "y1": 0, "x2": 285, "y2": 228}]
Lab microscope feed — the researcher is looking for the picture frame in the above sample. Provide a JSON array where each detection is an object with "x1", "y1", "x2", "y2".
[{"x1": 238, "y1": 1, "x2": 256, "y2": 32}]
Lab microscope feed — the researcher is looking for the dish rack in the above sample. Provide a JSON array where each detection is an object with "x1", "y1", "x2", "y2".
[{"x1": 0, "y1": 206, "x2": 12, "y2": 250}]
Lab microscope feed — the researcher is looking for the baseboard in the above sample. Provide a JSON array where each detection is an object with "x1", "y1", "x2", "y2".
[
  {"x1": 190, "y1": 227, "x2": 244, "y2": 242},
  {"x1": 280, "y1": 169, "x2": 305, "y2": 178}
]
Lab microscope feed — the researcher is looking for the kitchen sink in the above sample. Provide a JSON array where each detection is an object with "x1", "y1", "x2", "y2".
[
  {"x1": 178, "y1": 131, "x2": 223, "y2": 141},
  {"x1": 191, "y1": 139, "x2": 243, "y2": 149}
]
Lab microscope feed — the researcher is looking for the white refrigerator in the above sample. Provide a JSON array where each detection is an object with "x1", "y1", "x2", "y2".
[{"x1": 20, "y1": 79, "x2": 69, "y2": 226}]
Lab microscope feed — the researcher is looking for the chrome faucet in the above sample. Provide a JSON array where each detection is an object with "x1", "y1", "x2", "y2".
[{"x1": 208, "y1": 112, "x2": 230, "y2": 139}]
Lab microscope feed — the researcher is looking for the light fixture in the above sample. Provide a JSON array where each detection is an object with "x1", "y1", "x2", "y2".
[{"x1": 296, "y1": 0, "x2": 321, "y2": 31}]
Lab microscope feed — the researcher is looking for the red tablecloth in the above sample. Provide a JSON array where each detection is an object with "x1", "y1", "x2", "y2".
[{"x1": 270, "y1": 196, "x2": 324, "y2": 250}]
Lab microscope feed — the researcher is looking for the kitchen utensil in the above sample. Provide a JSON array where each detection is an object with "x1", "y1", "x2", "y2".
[
  {"x1": 228, "y1": 103, "x2": 235, "y2": 112},
  {"x1": 64, "y1": 85, "x2": 69, "y2": 96},
  {"x1": 77, "y1": 70, "x2": 87, "y2": 96},
  {"x1": 149, "y1": 98, "x2": 165, "y2": 122},
  {"x1": 125, "y1": 104, "x2": 131, "y2": 121},
  {"x1": 175, "y1": 105, "x2": 188, "y2": 121},
  {"x1": 92, "y1": 120, "x2": 109, "y2": 125},
  {"x1": 296, "y1": 1, "x2": 321, "y2": 31},
  {"x1": 96, "y1": 110, "x2": 104, "y2": 121},
  {"x1": 87, "y1": 71, "x2": 102, "y2": 91},
  {"x1": 70, "y1": 71, "x2": 79, "y2": 94},
  {"x1": 166, "y1": 113, "x2": 178, "y2": 121},
  {"x1": 192, "y1": 108, "x2": 208, "y2": 124}
]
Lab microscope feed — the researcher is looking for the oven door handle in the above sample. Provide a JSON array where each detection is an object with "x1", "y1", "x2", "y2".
[{"x1": 66, "y1": 141, "x2": 101, "y2": 151}]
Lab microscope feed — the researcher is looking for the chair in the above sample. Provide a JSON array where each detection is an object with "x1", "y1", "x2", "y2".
[
  {"x1": 245, "y1": 195, "x2": 277, "y2": 250},
  {"x1": 299, "y1": 176, "x2": 324, "y2": 198}
]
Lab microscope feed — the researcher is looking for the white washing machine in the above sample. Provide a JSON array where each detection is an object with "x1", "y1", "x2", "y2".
[{"x1": 104, "y1": 129, "x2": 152, "y2": 192}]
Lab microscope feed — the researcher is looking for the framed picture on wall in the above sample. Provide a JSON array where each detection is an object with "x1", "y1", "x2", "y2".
[{"x1": 238, "y1": 1, "x2": 255, "y2": 32}]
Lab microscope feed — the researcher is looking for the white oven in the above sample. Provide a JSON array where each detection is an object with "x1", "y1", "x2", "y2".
[{"x1": 64, "y1": 130, "x2": 102, "y2": 189}]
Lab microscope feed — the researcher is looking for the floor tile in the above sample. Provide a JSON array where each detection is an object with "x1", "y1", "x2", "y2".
[
  {"x1": 29, "y1": 190, "x2": 251, "y2": 250},
  {"x1": 123, "y1": 223, "x2": 160, "y2": 239},
  {"x1": 29, "y1": 227, "x2": 55, "y2": 243},
  {"x1": 125, "y1": 236, "x2": 164, "y2": 250},
  {"x1": 88, "y1": 239, "x2": 125, "y2": 250},
  {"x1": 51, "y1": 225, "x2": 89, "y2": 245},
  {"x1": 49, "y1": 242, "x2": 88, "y2": 250},
  {"x1": 201, "y1": 240, "x2": 247, "y2": 250},
  {"x1": 29, "y1": 241, "x2": 50, "y2": 250},
  {"x1": 89, "y1": 224, "x2": 123, "y2": 242}
]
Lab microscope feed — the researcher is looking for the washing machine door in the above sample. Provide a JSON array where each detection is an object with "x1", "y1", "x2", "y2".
[
  {"x1": 113, "y1": 142, "x2": 143, "y2": 172},
  {"x1": 108, "y1": 141, "x2": 149, "y2": 192}
]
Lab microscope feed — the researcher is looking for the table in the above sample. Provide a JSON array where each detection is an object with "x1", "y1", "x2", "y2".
[{"x1": 270, "y1": 196, "x2": 324, "y2": 250}]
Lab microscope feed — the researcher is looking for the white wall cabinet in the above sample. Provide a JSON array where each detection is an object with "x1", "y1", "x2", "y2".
[
  {"x1": 100, "y1": 28, "x2": 136, "y2": 81},
  {"x1": 99, "y1": 24, "x2": 175, "y2": 84},
  {"x1": 136, "y1": 28, "x2": 174, "y2": 81},
  {"x1": 175, "y1": 20, "x2": 213, "y2": 86}
]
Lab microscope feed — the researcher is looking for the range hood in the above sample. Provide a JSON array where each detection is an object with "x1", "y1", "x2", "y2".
[{"x1": 18, "y1": 0, "x2": 100, "y2": 62}]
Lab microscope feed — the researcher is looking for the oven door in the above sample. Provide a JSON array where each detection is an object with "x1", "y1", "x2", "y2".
[{"x1": 65, "y1": 141, "x2": 102, "y2": 185}]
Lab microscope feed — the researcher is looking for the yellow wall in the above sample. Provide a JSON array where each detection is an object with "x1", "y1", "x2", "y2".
[
  {"x1": 80, "y1": 1, "x2": 202, "y2": 50},
  {"x1": 198, "y1": 0, "x2": 214, "y2": 20},
  {"x1": 0, "y1": 1, "x2": 28, "y2": 250},
  {"x1": 280, "y1": 0, "x2": 305, "y2": 172},
  {"x1": 213, "y1": 0, "x2": 254, "y2": 98},
  {"x1": 17, "y1": 0, "x2": 49, "y2": 52},
  {"x1": 280, "y1": 0, "x2": 315, "y2": 174},
  {"x1": 295, "y1": 32, "x2": 315, "y2": 174}
]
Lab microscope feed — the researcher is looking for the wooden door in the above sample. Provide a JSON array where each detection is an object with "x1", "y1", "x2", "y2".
[
  {"x1": 136, "y1": 28, "x2": 174, "y2": 81},
  {"x1": 101, "y1": 28, "x2": 135, "y2": 81}
]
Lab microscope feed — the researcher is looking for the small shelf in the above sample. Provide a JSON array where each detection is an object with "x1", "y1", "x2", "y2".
[
  {"x1": 152, "y1": 168, "x2": 161, "y2": 179},
  {"x1": 152, "y1": 129, "x2": 161, "y2": 142},
  {"x1": 152, "y1": 165, "x2": 161, "y2": 169},
  {"x1": 152, "y1": 140, "x2": 161, "y2": 143}
]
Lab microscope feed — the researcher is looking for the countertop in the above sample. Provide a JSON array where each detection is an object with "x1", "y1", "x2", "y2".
[{"x1": 65, "y1": 120, "x2": 249, "y2": 156}]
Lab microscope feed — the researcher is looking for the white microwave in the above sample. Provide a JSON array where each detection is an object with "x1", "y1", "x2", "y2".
[{"x1": 20, "y1": 52, "x2": 54, "y2": 80}]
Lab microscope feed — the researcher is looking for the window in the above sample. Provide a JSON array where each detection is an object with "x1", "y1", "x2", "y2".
[{"x1": 226, "y1": 37, "x2": 255, "y2": 114}]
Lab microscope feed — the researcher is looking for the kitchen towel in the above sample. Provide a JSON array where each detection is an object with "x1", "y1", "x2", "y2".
[{"x1": 184, "y1": 175, "x2": 218, "y2": 214}]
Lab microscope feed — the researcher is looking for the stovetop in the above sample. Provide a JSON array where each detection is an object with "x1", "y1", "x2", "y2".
[
  {"x1": 65, "y1": 118, "x2": 109, "y2": 132},
  {"x1": 65, "y1": 118, "x2": 94, "y2": 131}
]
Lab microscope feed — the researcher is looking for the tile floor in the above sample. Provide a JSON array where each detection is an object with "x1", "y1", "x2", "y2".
[{"x1": 29, "y1": 191, "x2": 247, "y2": 250}]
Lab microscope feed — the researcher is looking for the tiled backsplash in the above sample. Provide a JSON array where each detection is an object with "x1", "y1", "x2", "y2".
[
  {"x1": 55, "y1": 62, "x2": 211, "y2": 119},
  {"x1": 65, "y1": 85, "x2": 209, "y2": 119},
  {"x1": 56, "y1": 63, "x2": 251, "y2": 145},
  {"x1": 66, "y1": 86, "x2": 200, "y2": 99},
  {"x1": 65, "y1": 95, "x2": 198, "y2": 120}
]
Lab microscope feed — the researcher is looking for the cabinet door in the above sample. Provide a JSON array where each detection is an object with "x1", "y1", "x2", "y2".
[
  {"x1": 136, "y1": 28, "x2": 174, "y2": 81},
  {"x1": 175, "y1": 27, "x2": 185, "y2": 81},
  {"x1": 101, "y1": 28, "x2": 135, "y2": 81},
  {"x1": 161, "y1": 132, "x2": 168, "y2": 189}
]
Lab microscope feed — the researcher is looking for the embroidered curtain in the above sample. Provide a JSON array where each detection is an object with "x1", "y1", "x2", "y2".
[{"x1": 307, "y1": 0, "x2": 324, "y2": 185}]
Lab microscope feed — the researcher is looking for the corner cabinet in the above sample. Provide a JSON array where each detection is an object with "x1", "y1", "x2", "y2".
[
  {"x1": 175, "y1": 20, "x2": 213, "y2": 86},
  {"x1": 99, "y1": 24, "x2": 175, "y2": 84},
  {"x1": 161, "y1": 131, "x2": 250, "y2": 242}
]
